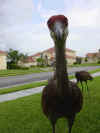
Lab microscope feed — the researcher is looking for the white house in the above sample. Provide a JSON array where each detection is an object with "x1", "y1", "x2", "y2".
[
  {"x1": 0, "y1": 51, "x2": 7, "y2": 70},
  {"x1": 19, "y1": 47, "x2": 76, "y2": 67}
]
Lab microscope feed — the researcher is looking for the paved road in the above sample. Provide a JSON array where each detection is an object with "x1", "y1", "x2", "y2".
[
  {"x1": 0, "y1": 66, "x2": 100, "y2": 89},
  {"x1": 0, "y1": 72, "x2": 100, "y2": 103}
]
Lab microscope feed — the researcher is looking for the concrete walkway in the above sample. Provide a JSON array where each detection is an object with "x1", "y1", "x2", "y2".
[
  {"x1": 0, "y1": 72, "x2": 100, "y2": 103},
  {"x1": 0, "y1": 86, "x2": 44, "y2": 103}
]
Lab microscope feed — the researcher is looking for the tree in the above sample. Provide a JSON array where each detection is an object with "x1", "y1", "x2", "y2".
[
  {"x1": 19, "y1": 53, "x2": 28, "y2": 62},
  {"x1": 85, "y1": 57, "x2": 88, "y2": 62},
  {"x1": 76, "y1": 57, "x2": 82, "y2": 64},
  {"x1": 44, "y1": 55, "x2": 49, "y2": 66},
  {"x1": 7, "y1": 49, "x2": 28, "y2": 69},
  {"x1": 36, "y1": 58, "x2": 44, "y2": 66},
  {"x1": 7, "y1": 49, "x2": 19, "y2": 64}
]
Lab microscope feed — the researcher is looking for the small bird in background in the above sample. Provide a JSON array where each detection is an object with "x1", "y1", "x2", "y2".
[{"x1": 75, "y1": 71, "x2": 93, "y2": 92}]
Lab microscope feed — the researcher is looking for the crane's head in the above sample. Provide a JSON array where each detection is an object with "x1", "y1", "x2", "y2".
[{"x1": 47, "y1": 15, "x2": 68, "y2": 42}]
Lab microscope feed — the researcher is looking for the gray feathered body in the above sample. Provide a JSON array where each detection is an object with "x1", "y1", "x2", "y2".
[
  {"x1": 75, "y1": 71, "x2": 93, "y2": 83},
  {"x1": 42, "y1": 79, "x2": 83, "y2": 120}
]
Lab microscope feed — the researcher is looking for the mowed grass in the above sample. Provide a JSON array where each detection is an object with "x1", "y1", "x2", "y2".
[
  {"x1": 0, "y1": 81, "x2": 47, "y2": 95},
  {"x1": 0, "y1": 67, "x2": 51, "y2": 77},
  {"x1": 70, "y1": 63, "x2": 100, "y2": 67},
  {"x1": 89, "y1": 68, "x2": 100, "y2": 74},
  {"x1": 0, "y1": 76, "x2": 100, "y2": 133}
]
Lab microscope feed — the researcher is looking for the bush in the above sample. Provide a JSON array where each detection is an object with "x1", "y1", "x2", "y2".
[
  {"x1": 97, "y1": 60, "x2": 100, "y2": 64},
  {"x1": 20, "y1": 67, "x2": 29, "y2": 70},
  {"x1": 73, "y1": 62, "x2": 77, "y2": 65},
  {"x1": 76, "y1": 57, "x2": 82, "y2": 64},
  {"x1": 7, "y1": 63, "x2": 29, "y2": 70},
  {"x1": 7, "y1": 63, "x2": 20, "y2": 69},
  {"x1": 30, "y1": 65, "x2": 36, "y2": 68}
]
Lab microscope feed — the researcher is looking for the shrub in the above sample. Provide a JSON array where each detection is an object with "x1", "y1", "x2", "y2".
[
  {"x1": 76, "y1": 57, "x2": 82, "y2": 64},
  {"x1": 30, "y1": 65, "x2": 36, "y2": 68},
  {"x1": 20, "y1": 67, "x2": 29, "y2": 70},
  {"x1": 7, "y1": 63, "x2": 20, "y2": 69},
  {"x1": 7, "y1": 63, "x2": 29, "y2": 70},
  {"x1": 85, "y1": 57, "x2": 88, "y2": 62},
  {"x1": 97, "y1": 60, "x2": 100, "y2": 64},
  {"x1": 73, "y1": 62, "x2": 77, "y2": 65}
]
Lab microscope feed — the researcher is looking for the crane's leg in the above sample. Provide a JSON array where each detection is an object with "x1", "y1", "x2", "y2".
[
  {"x1": 68, "y1": 115, "x2": 75, "y2": 133},
  {"x1": 52, "y1": 123, "x2": 55, "y2": 133},
  {"x1": 86, "y1": 81, "x2": 90, "y2": 96},
  {"x1": 85, "y1": 81, "x2": 88, "y2": 91},
  {"x1": 50, "y1": 117, "x2": 56, "y2": 133},
  {"x1": 80, "y1": 82, "x2": 83, "y2": 92}
]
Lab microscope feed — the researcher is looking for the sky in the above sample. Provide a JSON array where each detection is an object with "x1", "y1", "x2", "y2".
[{"x1": 0, "y1": 0, "x2": 100, "y2": 56}]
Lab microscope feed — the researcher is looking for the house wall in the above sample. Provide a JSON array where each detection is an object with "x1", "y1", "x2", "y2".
[
  {"x1": 0, "y1": 55, "x2": 7, "y2": 70},
  {"x1": 87, "y1": 57, "x2": 98, "y2": 63},
  {"x1": 86, "y1": 49, "x2": 100, "y2": 63},
  {"x1": 66, "y1": 51, "x2": 75, "y2": 57},
  {"x1": 43, "y1": 52, "x2": 53, "y2": 59},
  {"x1": 20, "y1": 48, "x2": 76, "y2": 66},
  {"x1": 20, "y1": 63, "x2": 35, "y2": 67},
  {"x1": 18, "y1": 61, "x2": 37, "y2": 67},
  {"x1": 67, "y1": 58, "x2": 76, "y2": 64},
  {"x1": 43, "y1": 50, "x2": 76, "y2": 65},
  {"x1": 66, "y1": 51, "x2": 76, "y2": 64}
]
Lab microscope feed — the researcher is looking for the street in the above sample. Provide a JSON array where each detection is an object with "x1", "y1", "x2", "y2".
[{"x1": 0, "y1": 66, "x2": 100, "y2": 89}]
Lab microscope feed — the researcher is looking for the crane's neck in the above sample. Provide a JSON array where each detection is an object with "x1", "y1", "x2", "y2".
[{"x1": 55, "y1": 39, "x2": 69, "y2": 96}]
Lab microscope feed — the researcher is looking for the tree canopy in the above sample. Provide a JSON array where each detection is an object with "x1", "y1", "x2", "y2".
[{"x1": 7, "y1": 49, "x2": 27, "y2": 64}]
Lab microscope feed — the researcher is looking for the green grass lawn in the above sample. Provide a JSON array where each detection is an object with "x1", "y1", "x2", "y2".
[
  {"x1": 0, "y1": 76, "x2": 100, "y2": 133},
  {"x1": 0, "y1": 81, "x2": 47, "y2": 95},
  {"x1": 0, "y1": 67, "x2": 52, "y2": 77},
  {"x1": 89, "y1": 68, "x2": 100, "y2": 74},
  {"x1": 70, "y1": 63, "x2": 100, "y2": 67}
]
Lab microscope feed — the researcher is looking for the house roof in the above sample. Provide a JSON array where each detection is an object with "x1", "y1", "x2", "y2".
[
  {"x1": 0, "y1": 50, "x2": 7, "y2": 55},
  {"x1": 49, "y1": 56, "x2": 54, "y2": 61},
  {"x1": 43, "y1": 47, "x2": 54, "y2": 54},
  {"x1": 66, "y1": 48, "x2": 75, "y2": 52},
  {"x1": 43, "y1": 47, "x2": 75, "y2": 53},
  {"x1": 25, "y1": 47, "x2": 76, "y2": 63},
  {"x1": 65, "y1": 55, "x2": 76, "y2": 59},
  {"x1": 22, "y1": 56, "x2": 35, "y2": 63},
  {"x1": 31, "y1": 52, "x2": 41, "y2": 57},
  {"x1": 86, "y1": 52, "x2": 100, "y2": 58}
]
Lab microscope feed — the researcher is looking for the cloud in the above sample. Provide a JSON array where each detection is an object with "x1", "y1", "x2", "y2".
[
  {"x1": 38, "y1": 0, "x2": 100, "y2": 29},
  {"x1": 0, "y1": 0, "x2": 34, "y2": 28},
  {"x1": 0, "y1": 21, "x2": 53, "y2": 55},
  {"x1": 67, "y1": 8, "x2": 100, "y2": 28},
  {"x1": 0, "y1": 0, "x2": 37, "y2": 53},
  {"x1": 37, "y1": 0, "x2": 64, "y2": 21},
  {"x1": 0, "y1": 0, "x2": 100, "y2": 57},
  {"x1": 63, "y1": 0, "x2": 100, "y2": 28}
]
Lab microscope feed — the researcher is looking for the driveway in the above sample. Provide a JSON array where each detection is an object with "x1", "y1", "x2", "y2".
[{"x1": 0, "y1": 66, "x2": 100, "y2": 89}]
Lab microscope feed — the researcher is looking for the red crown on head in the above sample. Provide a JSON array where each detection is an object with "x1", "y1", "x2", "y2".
[{"x1": 47, "y1": 15, "x2": 68, "y2": 29}]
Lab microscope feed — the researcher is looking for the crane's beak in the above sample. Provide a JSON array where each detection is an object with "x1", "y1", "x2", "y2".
[{"x1": 54, "y1": 22, "x2": 63, "y2": 40}]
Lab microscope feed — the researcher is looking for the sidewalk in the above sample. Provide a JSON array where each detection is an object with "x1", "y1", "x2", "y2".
[{"x1": 0, "y1": 72, "x2": 100, "y2": 103}]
